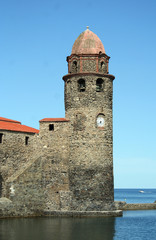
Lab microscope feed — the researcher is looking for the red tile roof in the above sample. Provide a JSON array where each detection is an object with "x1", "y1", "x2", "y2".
[
  {"x1": 40, "y1": 118, "x2": 69, "y2": 122},
  {"x1": 0, "y1": 117, "x2": 21, "y2": 124},
  {"x1": 0, "y1": 117, "x2": 39, "y2": 134}
]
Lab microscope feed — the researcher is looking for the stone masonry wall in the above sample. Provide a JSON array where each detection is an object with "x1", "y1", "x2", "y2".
[
  {"x1": 0, "y1": 130, "x2": 38, "y2": 197},
  {"x1": 35, "y1": 121, "x2": 70, "y2": 211},
  {"x1": 65, "y1": 75, "x2": 113, "y2": 112},
  {"x1": 2, "y1": 156, "x2": 44, "y2": 217},
  {"x1": 64, "y1": 71, "x2": 114, "y2": 211},
  {"x1": 0, "y1": 121, "x2": 71, "y2": 217}
]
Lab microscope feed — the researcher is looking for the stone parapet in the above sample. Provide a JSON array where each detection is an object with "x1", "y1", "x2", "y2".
[
  {"x1": 115, "y1": 201, "x2": 156, "y2": 210},
  {"x1": 43, "y1": 210, "x2": 123, "y2": 217}
]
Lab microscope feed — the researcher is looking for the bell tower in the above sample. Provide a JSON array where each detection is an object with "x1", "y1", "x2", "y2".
[{"x1": 63, "y1": 28, "x2": 115, "y2": 211}]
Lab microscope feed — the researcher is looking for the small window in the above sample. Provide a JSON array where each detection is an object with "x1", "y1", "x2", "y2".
[
  {"x1": 25, "y1": 136, "x2": 29, "y2": 145},
  {"x1": 101, "y1": 61, "x2": 104, "y2": 69},
  {"x1": 78, "y1": 79, "x2": 86, "y2": 92},
  {"x1": 49, "y1": 124, "x2": 54, "y2": 131},
  {"x1": 96, "y1": 78, "x2": 103, "y2": 92},
  {"x1": 0, "y1": 133, "x2": 3, "y2": 144},
  {"x1": 72, "y1": 61, "x2": 77, "y2": 73}
]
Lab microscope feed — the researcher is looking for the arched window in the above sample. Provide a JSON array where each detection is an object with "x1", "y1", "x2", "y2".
[
  {"x1": 101, "y1": 61, "x2": 104, "y2": 69},
  {"x1": 100, "y1": 61, "x2": 106, "y2": 73},
  {"x1": 96, "y1": 78, "x2": 103, "y2": 92},
  {"x1": 72, "y1": 61, "x2": 77, "y2": 73},
  {"x1": 78, "y1": 79, "x2": 86, "y2": 92}
]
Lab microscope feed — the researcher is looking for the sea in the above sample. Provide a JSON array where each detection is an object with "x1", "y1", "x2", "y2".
[
  {"x1": 115, "y1": 188, "x2": 156, "y2": 203},
  {"x1": 0, "y1": 189, "x2": 156, "y2": 240}
]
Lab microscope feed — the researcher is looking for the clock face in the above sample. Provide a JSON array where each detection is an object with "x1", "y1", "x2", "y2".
[{"x1": 97, "y1": 115, "x2": 105, "y2": 127}]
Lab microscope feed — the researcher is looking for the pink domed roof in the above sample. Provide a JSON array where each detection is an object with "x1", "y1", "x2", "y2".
[{"x1": 71, "y1": 28, "x2": 105, "y2": 55}]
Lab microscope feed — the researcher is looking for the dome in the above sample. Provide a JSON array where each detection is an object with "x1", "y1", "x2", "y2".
[{"x1": 71, "y1": 28, "x2": 105, "y2": 55}]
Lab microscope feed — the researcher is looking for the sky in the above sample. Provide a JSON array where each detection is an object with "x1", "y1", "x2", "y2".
[{"x1": 0, "y1": 0, "x2": 156, "y2": 188}]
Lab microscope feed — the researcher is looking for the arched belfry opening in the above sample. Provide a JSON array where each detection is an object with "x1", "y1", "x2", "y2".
[
  {"x1": 72, "y1": 61, "x2": 77, "y2": 73},
  {"x1": 101, "y1": 61, "x2": 104, "y2": 69},
  {"x1": 96, "y1": 78, "x2": 103, "y2": 92},
  {"x1": 78, "y1": 79, "x2": 86, "y2": 92}
]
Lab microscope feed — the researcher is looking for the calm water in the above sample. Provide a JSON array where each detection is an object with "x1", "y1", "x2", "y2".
[
  {"x1": 0, "y1": 189, "x2": 156, "y2": 240},
  {"x1": 114, "y1": 188, "x2": 156, "y2": 203}
]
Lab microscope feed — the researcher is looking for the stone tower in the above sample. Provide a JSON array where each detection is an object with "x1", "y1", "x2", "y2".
[{"x1": 63, "y1": 28, "x2": 115, "y2": 211}]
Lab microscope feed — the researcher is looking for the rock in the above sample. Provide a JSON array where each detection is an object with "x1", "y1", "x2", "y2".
[{"x1": 0, "y1": 197, "x2": 12, "y2": 204}]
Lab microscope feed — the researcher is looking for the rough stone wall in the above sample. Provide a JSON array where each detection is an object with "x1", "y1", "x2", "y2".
[
  {"x1": 0, "y1": 130, "x2": 38, "y2": 196},
  {"x1": 35, "y1": 121, "x2": 70, "y2": 211},
  {"x1": 82, "y1": 57, "x2": 97, "y2": 72},
  {"x1": 3, "y1": 156, "x2": 44, "y2": 217},
  {"x1": 0, "y1": 121, "x2": 71, "y2": 216},
  {"x1": 64, "y1": 55, "x2": 114, "y2": 211},
  {"x1": 65, "y1": 75, "x2": 113, "y2": 111}
]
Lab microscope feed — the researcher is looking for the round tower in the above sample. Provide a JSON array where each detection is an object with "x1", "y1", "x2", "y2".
[{"x1": 63, "y1": 28, "x2": 115, "y2": 211}]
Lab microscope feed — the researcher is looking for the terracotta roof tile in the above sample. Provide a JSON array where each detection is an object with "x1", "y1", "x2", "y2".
[
  {"x1": 0, "y1": 117, "x2": 39, "y2": 134},
  {"x1": 40, "y1": 118, "x2": 69, "y2": 122},
  {"x1": 72, "y1": 29, "x2": 105, "y2": 55},
  {"x1": 0, "y1": 117, "x2": 21, "y2": 124}
]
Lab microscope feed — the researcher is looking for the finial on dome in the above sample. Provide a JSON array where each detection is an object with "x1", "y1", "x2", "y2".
[{"x1": 86, "y1": 26, "x2": 89, "y2": 30}]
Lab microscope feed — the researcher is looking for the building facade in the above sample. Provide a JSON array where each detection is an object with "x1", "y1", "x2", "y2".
[{"x1": 0, "y1": 28, "x2": 116, "y2": 217}]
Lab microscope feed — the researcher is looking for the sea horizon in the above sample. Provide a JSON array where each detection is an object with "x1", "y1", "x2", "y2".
[{"x1": 114, "y1": 188, "x2": 156, "y2": 204}]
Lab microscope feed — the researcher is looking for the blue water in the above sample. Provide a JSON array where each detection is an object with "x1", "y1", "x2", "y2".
[
  {"x1": 0, "y1": 189, "x2": 156, "y2": 240},
  {"x1": 114, "y1": 188, "x2": 156, "y2": 203},
  {"x1": 115, "y1": 210, "x2": 156, "y2": 239}
]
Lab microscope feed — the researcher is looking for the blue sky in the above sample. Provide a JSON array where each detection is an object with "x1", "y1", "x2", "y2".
[{"x1": 0, "y1": 0, "x2": 156, "y2": 188}]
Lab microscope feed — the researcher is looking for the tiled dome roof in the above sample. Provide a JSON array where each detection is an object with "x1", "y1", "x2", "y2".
[{"x1": 71, "y1": 28, "x2": 105, "y2": 55}]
